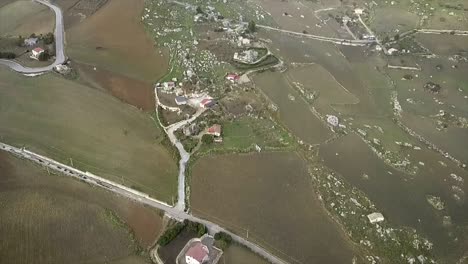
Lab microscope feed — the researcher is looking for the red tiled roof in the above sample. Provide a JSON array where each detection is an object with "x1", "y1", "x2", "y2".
[
  {"x1": 207, "y1": 124, "x2": 221, "y2": 135},
  {"x1": 186, "y1": 242, "x2": 209, "y2": 262},
  {"x1": 200, "y1": 99, "x2": 212, "y2": 105},
  {"x1": 33, "y1": 47, "x2": 44, "y2": 52}
]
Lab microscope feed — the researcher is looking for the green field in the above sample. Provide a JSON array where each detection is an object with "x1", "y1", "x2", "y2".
[
  {"x1": 199, "y1": 116, "x2": 295, "y2": 154},
  {"x1": 0, "y1": 68, "x2": 178, "y2": 202},
  {"x1": 0, "y1": 0, "x2": 53, "y2": 36},
  {"x1": 0, "y1": 152, "x2": 162, "y2": 264}
]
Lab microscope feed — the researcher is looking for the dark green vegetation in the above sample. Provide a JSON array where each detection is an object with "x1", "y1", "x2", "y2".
[
  {"x1": 0, "y1": 51, "x2": 15, "y2": 58},
  {"x1": 0, "y1": 151, "x2": 163, "y2": 264},
  {"x1": 214, "y1": 232, "x2": 233, "y2": 250},
  {"x1": 158, "y1": 220, "x2": 207, "y2": 246}
]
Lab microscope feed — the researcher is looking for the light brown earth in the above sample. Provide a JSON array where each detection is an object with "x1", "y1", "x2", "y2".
[
  {"x1": 190, "y1": 151, "x2": 356, "y2": 264},
  {"x1": 67, "y1": 0, "x2": 169, "y2": 82}
]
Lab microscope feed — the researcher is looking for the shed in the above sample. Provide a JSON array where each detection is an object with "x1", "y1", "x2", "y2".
[{"x1": 175, "y1": 96, "x2": 188, "y2": 105}]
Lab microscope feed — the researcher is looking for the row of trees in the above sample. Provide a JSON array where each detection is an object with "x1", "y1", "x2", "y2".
[
  {"x1": 0, "y1": 52, "x2": 16, "y2": 59},
  {"x1": 17, "y1": 32, "x2": 54, "y2": 46},
  {"x1": 157, "y1": 220, "x2": 208, "y2": 246}
]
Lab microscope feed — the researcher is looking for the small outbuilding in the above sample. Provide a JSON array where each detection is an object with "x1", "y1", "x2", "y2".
[
  {"x1": 200, "y1": 99, "x2": 216, "y2": 108},
  {"x1": 367, "y1": 212, "x2": 385, "y2": 224},
  {"x1": 175, "y1": 96, "x2": 188, "y2": 105}
]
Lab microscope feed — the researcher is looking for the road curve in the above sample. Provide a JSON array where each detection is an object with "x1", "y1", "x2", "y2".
[
  {"x1": 0, "y1": 142, "x2": 289, "y2": 264},
  {"x1": 0, "y1": 0, "x2": 65, "y2": 73}
]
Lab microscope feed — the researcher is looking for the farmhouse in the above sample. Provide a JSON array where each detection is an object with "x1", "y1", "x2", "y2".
[
  {"x1": 31, "y1": 47, "x2": 44, "y2": 60},
  {"x1": 185, "y1": 242, "x2": 210, "y2": 264},
  {"x1": 207, "y1": 124, "x2": 221, "y2": 137},
  {"x1": 176, "y1": 235, "x2": 222, "y2": 264}
]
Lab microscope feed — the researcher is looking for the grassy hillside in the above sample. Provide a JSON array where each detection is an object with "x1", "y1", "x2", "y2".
[
  {"x1": 0, "y1": 0, "x2": 53, "y2": 36},
  {"x1": 0, "y1": 68, "x2": 177, "y2": 202}
]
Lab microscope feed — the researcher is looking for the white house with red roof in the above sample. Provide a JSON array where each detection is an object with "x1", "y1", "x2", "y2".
[
  {"x1": 31, "y1": 47, "x2": 45, "y2": 60},
  {"x1": 226, "y1": 73, "x2": 240, "y2": 83},
  {"x1": 185, "y1": 242, "x2": 210, "y2": 264},
  {"x1": 207, "y1": 124, "x2": 221, "y2": 137}
]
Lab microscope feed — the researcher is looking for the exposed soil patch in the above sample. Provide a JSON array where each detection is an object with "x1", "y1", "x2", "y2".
[
  {"x1": 190, "y1": 151, "x2": 356, "y2": 264},
  {"x1": 76, "y1": 63, "x2": 156, "y2": 111},
  {"x1": 67, "y1": 0, "x2": 169, "y2": 82}
]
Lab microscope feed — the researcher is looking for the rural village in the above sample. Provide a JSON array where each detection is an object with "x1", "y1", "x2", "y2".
[{"x1": 1, "y1": 0, "x2": 468, "y2": 263}]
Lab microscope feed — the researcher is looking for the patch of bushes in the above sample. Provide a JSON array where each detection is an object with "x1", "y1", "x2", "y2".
[
  {"x1": 158, "y1": 220, "x2": 208, "y2": 246},
  {"x1": 0, "y1": 52, "x2": 16, "y2": 59},
  {"x1": 184, "y1": 219, "x2": 207, "y2": 237},
  {"x1": 202, "y1": 134, "x2": 214, "y2": 145},
  {"x1": 158, "y1": 222, "x2": 186, "y2": 246},
  {"x1": 214, "y1": 232, "x2": 232, "y2": 250}
]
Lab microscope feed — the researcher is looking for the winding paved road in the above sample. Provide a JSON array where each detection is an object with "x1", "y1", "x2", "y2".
[
  {"x1": 0, "y1": 142, "x2": 288, "y2": 264},
  {"x1": 0, "y1": 0, "x2": 65, "y2": 73}
]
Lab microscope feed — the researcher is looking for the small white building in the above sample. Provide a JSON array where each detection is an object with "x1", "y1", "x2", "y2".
[
  {"x1": 354, "y1": 8, "x2": 364, "y2": 15},
  {"x1": 367, "y1": 212, "x2": 385, "y2": 224},
  {"x1": 175, "y1": 96, "x2": 188, "y2": 105},
  {"x1": 31, "y1": 47, "x2": 44, "y2": 60}
]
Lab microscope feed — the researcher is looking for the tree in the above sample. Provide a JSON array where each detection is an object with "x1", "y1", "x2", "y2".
[
  {"x1": 43, "y1": 32, "x2": 54, "y2": 45},
  {"x1": 17, "y1": 35, "x2": 24, "y2": 46},
  {"x1": 196, "y1": 6, "x2": 203, "y2": 14},
  {"x1": 394, "y1": 33, "x2": 400, "y2": 41},
  {"x1": 38, "y1": 51, "x2": 50, "y2": 61},
  {"x1": 248, "y1": 20, "x2": 256, "y2": 33},
  {"x1": 383, "y1": 35, "x2": 390, "y2": 43},
  {"x1": 202, "y1": 134, "x2": 214, "y2": 145}
]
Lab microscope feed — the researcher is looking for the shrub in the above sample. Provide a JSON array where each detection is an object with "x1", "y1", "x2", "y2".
[
  {"x1": 0, "y1": 52, "x2": 16, "y2": 59},
  {"x1": 158, "y1": 222, "x2": 185, "y2": 246},
  {"x1": 248, "y1": 20, "x2": 256, "y2": 33},
  {"x1": 43, "y1": 32, "x2": 54, "y2": 45},
  {"x1": 214, "y1": 232, "x2": 233, "y2": 250},
  {"x1": 202, "y1": 134, "x2": 214, "y2": 145}
]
